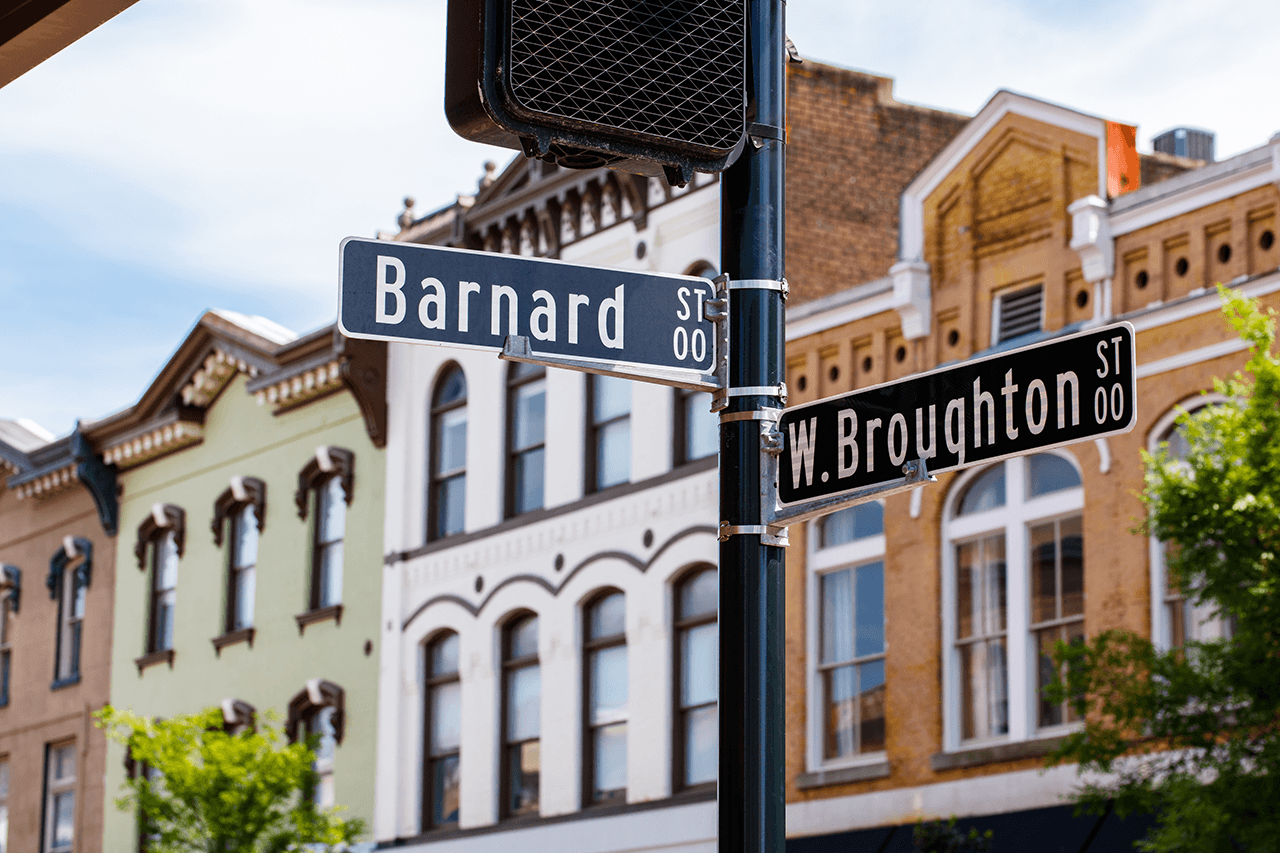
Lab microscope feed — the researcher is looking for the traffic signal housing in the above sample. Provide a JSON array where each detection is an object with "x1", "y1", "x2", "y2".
[{"x1": 445, "y1": 0, "x2": 747, "y2": 185}]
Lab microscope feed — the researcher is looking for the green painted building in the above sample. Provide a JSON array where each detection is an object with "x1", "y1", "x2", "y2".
[{"x1": 86, "y1": 310, "x2": 386, "y2": 850}]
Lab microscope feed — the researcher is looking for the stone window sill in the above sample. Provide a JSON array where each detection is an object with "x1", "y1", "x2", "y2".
[
  {"x1": 134, "y1": 648, "x2": 175, "y2": 673},
  {"x1": 930, "y1": 735, "x2": 1067, "y2": 771},
  {"x1": 295, "y1": 604, "x2": 343, "y2": 635},
  {"x1": 795, "y1": 759, "x2": 891, "y2": 790},
  {"x1": 211, "y1": 627, "x2": 255, "y2": 657}
]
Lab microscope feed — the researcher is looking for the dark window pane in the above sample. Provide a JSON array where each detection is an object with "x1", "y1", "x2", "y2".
[
  {"x1": 592, "y1": 376, "x2": 631, "y2": 422},
  {"x1": 595, "y1": 420, "x2": 630, "y2": 489},
  {"x1": 508, "y1": 741, "x2": 540, "y2": 816},
  {"x1": 1060, "y1": 516, "x2": 1084, "y2": 617},
  {"x1": 683, "y1": 392, "x2": 718, "y2": 461},
  {"x1": 823, "y1": 664, "x2": 856, "y2": 759},
  {"x1": 684, "y1": 704, "x2": 717, "y2": 786},
  {"x1": 589, "y1": 646, "x2": 628, "y2": 723},
  {"x1": 820, "y1": 569, "x2": 853, "y2": 664},
  {"x1": 436, "y1": 409, "x2": 467, "y2": 475},
  {"x1": 508, "y1": 615, "x2": 538, "y2": 660},
  {"x1": 513, "y1": 448, "x2": 545, "y2": 514},
  {"x1": 588, "y1": 592, "x2": 625, "y2": 640},
  {"x1": 1028, "y1": 453, "x2": 1081, "y2": 497},
  {"x1": 858, "y1": 658, "x2": 886, "y2": 752},
  {"x1": 592, "y1": 722, "x2": 627, "y2": 800},
  {"x1": 1029, "y1": 521, "x2": 1058, "y2": 624},
  {"x1": 819, "y1": 502, "x2": 884, "y2": 548},
  {"x1": 436, "y1": 368, "x2": 466, "y2": 407},
  {"x1": 431, "y1": 633, "x2": 460, "y2": 675},
  {"x1": 958, "y1": 466, "x2": 1005, "y2": 515},
  {"x1": 854, "y1": 562, "x2": 885, "y2": 658},
  {"x1": 680, "y1": 622, "x2": 718, "y2": 707},
  {"x1": 506, "y1": 666, "x2": 540, "y2": 742},
  {"x1": 513, "y1": 380, "x2": 546, "y2": 450},
  {"x1": 435, "y1": 475, "x2": 466, "y2": 538},
  {"x1": 678, "y1": 569, "x2": 717, "y2": 620},
  {"x1": 432, "y1": 754, "x2": 460, "y2": 826}
]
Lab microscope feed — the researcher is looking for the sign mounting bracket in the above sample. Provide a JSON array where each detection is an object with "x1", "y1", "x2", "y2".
[{"x1": 499, "y1": 336, "x2": 720, "y2": 392}]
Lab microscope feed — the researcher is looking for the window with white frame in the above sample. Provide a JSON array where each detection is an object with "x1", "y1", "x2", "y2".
[
  {"x1": 808, "y1": 502, "x2": 887, "y2": 767},
  {"x1": 674, "y1": 566, "x2": 717, "y2": 789},
  {"x1": 942, "y1": 452, "x2": 1084, "y2": 750},
  {"x1": 296, "y1": 447, "x2": 354, "y2": 613},
  {"x1": 1148, "y1": 398, "x2": 1233, "y2": 649},
  {"x1": 429, "y1": 365, "x2": 467, "y2": 541},
  {"x1": 674, "y1": 388, "x2": 718, "y2": 466},
  {"x1": 44, "y1": 741, "x2": 75, "y2": 853},
  {"x1": 423, "y1": 633, "x2": 461, "y2": 830},
  {"x1": 586, "y1": 376, "x2": 631, "y2": 492},
  {"x1": 501, "y1": 613, "x2": 540, "y2": 817},
  {"x1": 135, "y1": 505, "x2": 184, "y2": 656},
  {"x1": 506, "y1": 363, "x2": 546, "y2": 518}
]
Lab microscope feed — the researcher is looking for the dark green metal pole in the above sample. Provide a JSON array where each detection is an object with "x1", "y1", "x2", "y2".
[{"x1": 719, "y1": 1, "x2": 786, "y2": 852}]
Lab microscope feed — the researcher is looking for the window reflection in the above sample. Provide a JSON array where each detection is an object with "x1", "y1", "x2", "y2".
[{"x1": 584, "y1": 591, "x2": 627, "y2": 804}]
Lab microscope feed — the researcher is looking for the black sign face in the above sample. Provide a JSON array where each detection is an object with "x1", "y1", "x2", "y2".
[
  {"x1": 339, "y1": 238, "x2": 717, "y2": 375},
  {"x1": 778, "y1": 323, "x2": 1137, "y2": 506}
]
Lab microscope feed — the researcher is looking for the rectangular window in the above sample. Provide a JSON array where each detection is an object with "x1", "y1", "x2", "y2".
[
  {"x1": 0, "y1": 596, "x2": 10, "y2": 707},
  {"x1": 506, "y1": 365, "x2": 546, "y2": 517},
  {"x1": 149, "y1": 531, "x2": 179, "y2": 652},
  {"x1": 313, "y1": 477, "x2": 346, "y2": 609},
  {"x1": 56, "y1": 571, "x2": 85, "y2": 683},
  {"x1": 675, "y1": 569, "x2": 718, "y2": 788},
  {"x1": 956, "y1": 534, "x2": 1008, "y2": 741},
  {"x1": 228, "y1": 505, "x2": 257, "y2": 632},
  {"x1": 308, "y1": 707, "x2": 338, "y2": 809},
  {"x1": 584, "y1": 592, "x2": 627, "y2": 805},
  {"x1": 1030, "y1": 515, "x2": 1085, "y2": 728},
  {"x1": 674, "y1": 388, "x2": 717, "y2": 465},
  {"x1": 44, "y1": 742, "x2": 75, "y2": 853},
  {"x1": 819, "y1": 562, "x2": 886, "y2": 758},
  {"x1": 994, "y1": 284, "x2": 1043, "y2": 344},
  {"x1": 587, "y1": 376, "x2": 631, "y2": 492},
  {"x1": 502, "y1": 616, "x2": 540, "y2": 817}
]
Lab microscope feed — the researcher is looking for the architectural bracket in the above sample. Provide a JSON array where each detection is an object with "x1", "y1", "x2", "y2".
[
  {"x1": 72, "y1": 425, "x2": 118, "y2": 537},
  {"x1": 889, "y1": 260, "x2": 932, "y2": 340}
]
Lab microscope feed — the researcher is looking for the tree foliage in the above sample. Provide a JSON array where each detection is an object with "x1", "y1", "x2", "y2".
[
  {"x1": 912, "y1": 817, "x2": 993, "y2": 853},
  {"x1": 1047, "y1": 287, "x2": 1280, "y2": 852},
  {"x1": 98, "y1": 705, "x2": 365, "y2": 853}
]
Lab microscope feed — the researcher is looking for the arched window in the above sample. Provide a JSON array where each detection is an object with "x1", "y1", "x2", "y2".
[
  {"x1": 586, "y1": 376, "x2": 630, "y2": 492},
  {"x1": 1, "y1": 564, "x2": 19, "y2": 707},
  {"x1": 501, "y1": 613, "x2": 540, "y2": 817},
  {"x1": 674, "y1": 566, "x2": 717, "y2": 790},
  {"x1": 943, "y1": 452, "x2": 1083, "y2": 750},
  {"x1": 286, "y1": 680, "x2": 345, "y2": 810},
  {"x1": 429, "y1": 366, "x2": 467, "y2": 540},
  {"x1": 212, "y1": 476, "x2": 265, "y2": 639},
  {"x1": 423, "y1": 632, "x2": 461, "y2": 830},
  {"x1": 296, "y1": 447, "x2": 354, "y2": 613},
  {"x1": 49, "y1": 537, "x2": 92, "y2": 687},
  {"x1": 1148, "y1": 399, "x2": 1232, "y2": 648},
  {"x1": 506, "y1": 363, "x2": 546, "y2": 518},
  {"x1": 583, "y1": 590, "x2": 626, "y2": 805},
  {"x1": 136, "y1": 504, "x2": 184, "y2": 658}
]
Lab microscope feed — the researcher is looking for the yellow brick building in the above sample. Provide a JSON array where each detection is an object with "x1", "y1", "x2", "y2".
[{"x1": 781, "y1": 91, "x2": 1279, "y2": 849}]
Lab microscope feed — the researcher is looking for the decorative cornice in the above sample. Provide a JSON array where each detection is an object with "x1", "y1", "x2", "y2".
[
  {"x1": 254, "y1": 359, "x2": 344, "y2": 413},
  {"x1": 181, "y1": 347, "x2": 259, "y2": 407},
  {"x1": 12, "y1": 462, "x2": 78, "y2": 500},
  {"x1": 102, "y1": 418, "x2": 204, "y2": 470}
]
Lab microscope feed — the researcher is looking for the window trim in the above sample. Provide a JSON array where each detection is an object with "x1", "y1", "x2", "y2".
[
  {"x1": 136, "y1": 506, "x2": 184, "y2": 656},
  {"x1": 672, "y1": 388, "x2": 717, "y2": 468},
  {"x1": 298, "y1": 449, "x2": 354, "y2": 613},
  {"x1": 421, "y1": 631, "x2": 461, "y2": 832},
  {"x1": 582, "y1": 588, "x2": 627, "y2": 807},
  {"x1": 499, "y1": 610, "x2": 540, "y2": 820},
  {"x1": 428, "y1": 364, "x2": 468, "y2": 542},
  {"x1": 0, "y1": 565, "x2": 18, "y2": 708},
  {"x1": 212, "y1": 477, "x2": 265, "y2": 637},
  {"x1": 940, "y1": 452, "x2": 1084, "y2": 754},
  {"x1": 43, "y1": 740, "x2": 76, "y2": 853},
  {"x1": 505, "y1": 364, "x2": 547, "y2": 519},
  {"x1": 805, "y1": 507, "x2": 888, "y2": 774},
  {"x1": 287, "y1": 681, "x2": 344, "y2": 811},
  {"x1": 1147, "y1": 394, "x2": 1229, "y2": 651},
  {"x1": 672, "y1": 564, "x2": 718, "y2": 794},
  {"x1": 48, "y1": 538, "x2": 91, "y2": 689}
]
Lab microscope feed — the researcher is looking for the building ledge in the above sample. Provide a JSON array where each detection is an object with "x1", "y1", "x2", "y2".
[
  {"x1": 211, "y1": 627, "x2": 255, "y2": 656},
  {"x1": 134, "y1": 648, "x2": 175, "y2": 673},
  {"x1": 295, "y1": 604, "x2": 343, "y2": 634},
  {"x1": 930, "y1": 735, "x2": 1067, "y2": 771},
  {"x1": 795, "y1": 759, "x2": 891, "y2": 790}
]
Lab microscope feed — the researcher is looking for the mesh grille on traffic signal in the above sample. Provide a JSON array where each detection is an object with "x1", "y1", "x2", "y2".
[{"x1": 507, "y1": 0, "x2": 745, "y2": 153}]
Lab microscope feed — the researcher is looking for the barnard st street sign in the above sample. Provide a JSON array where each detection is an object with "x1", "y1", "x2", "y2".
[
  {"x1": 338, "y1": 237, "x2": 718, "y2": 376},
  {"x1": 778, "y1": 323, "x2": 1137, "y2": 506}
]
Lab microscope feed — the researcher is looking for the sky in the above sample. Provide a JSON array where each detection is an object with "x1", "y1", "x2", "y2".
[{"x1": 2, "y1": 0, "x2": 1278, "y2": 438}]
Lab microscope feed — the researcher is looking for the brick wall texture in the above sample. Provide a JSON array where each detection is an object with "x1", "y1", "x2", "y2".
[{"x1": 786, "y1": 63, "x2": 969, "y2": 304}]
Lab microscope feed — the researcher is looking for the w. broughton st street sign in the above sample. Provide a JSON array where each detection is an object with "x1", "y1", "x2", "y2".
[
  {"x1": 778, "y1": 322, "x2": 1138, "y2": 506},
  {"x1": 338, "y1": 237, "x2": 718, "y2": 377}
]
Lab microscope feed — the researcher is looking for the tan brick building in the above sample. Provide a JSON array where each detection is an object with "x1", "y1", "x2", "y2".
[
  {"x1": 780, "y1": 91, "x2": 1279, "y2": 850},
  {"x1": 0, "y1": 424, "x2": 118, "y2": 853}
]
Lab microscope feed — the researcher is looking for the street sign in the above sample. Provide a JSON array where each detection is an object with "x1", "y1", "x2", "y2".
[
  {"x1": 778, "y1": 322, "x2": 1137, "y2": 506},
  {"x1": 338, "y1": 237, "x2": 718, "y2": 375}
]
